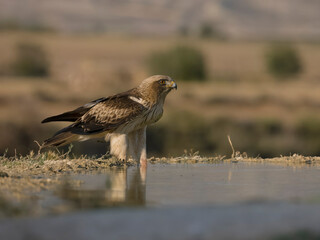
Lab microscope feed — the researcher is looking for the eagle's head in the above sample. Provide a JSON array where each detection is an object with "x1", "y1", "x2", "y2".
[{"x1": 138, "y1": 75, "x2": 177, "y2": 103}]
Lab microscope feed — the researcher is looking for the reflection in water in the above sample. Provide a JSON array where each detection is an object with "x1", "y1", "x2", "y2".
[
  {"x1": 57, "y1": 166, "x2": 146, "y2": 209},
  {"x1": 228, "y1": 169, "x2": 232, "y2": 183},
  {"x1": 54, "y1": 163, "x2": 320, "y2": 211}
]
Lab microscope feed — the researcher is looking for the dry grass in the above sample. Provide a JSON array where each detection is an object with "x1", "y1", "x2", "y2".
[
  {"x1": 1, "y1": 149, "x2": 320, "y2": 178},
  {"x1": 0, "y1": 147, "x2": 136, "y2": 176}
]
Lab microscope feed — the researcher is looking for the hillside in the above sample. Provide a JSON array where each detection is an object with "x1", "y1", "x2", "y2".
[{"x1": 0, "y1": 0, "x2": 320, "y2": 39}]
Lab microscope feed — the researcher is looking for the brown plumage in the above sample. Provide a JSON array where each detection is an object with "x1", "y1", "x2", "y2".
[{"x1": 42, "y1": 75, "x2": 177, "y2": 164}]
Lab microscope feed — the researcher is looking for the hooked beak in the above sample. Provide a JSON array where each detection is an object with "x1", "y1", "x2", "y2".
[{"x1": 168, "y1": 80, "x2": 177, "y2": 90}]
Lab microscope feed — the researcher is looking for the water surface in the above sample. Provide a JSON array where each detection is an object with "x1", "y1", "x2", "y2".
[{"x1": 56, "y1": 162, "x2": 320, "y2": 209}]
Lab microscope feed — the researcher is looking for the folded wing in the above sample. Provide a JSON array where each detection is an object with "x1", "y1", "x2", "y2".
[
  {"x1": 41, "y1": 97, "x2": 107, "y2": 123},
  {"x1": 69, "y1": 95, "x2": 146, "y2": 135},
  {"x1": 42, "y1": 91, "x2": 147, "y2": 147}
]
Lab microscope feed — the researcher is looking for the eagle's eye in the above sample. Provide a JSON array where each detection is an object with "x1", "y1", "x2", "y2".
[{"x1": 159, "y1": 80, "x2": 166, "y2": 85}]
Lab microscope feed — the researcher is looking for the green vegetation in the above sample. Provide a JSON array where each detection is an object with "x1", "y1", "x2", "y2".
[
  {"x1": 11, "y1": 42, "x2": 50, "y2": 77},
  {"x1": 266, "y1": 44, "x2": 302, "y2": 78},
  {"x1": 147, "y1": 45, "x2": 206, "y2": 81}
]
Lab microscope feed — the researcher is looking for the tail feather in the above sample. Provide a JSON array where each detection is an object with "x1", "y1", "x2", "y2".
[
  {"x1": 42, "y1": 97, "x2": 110, "y2": 147},
  {"x1": 43, "y1": 132, "x2": 78, "y2": 147}
]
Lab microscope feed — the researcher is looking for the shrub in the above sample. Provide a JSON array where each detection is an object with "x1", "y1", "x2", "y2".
[
  {"x1": 147, "y1": 46, "x2": 206, "y2": 81},
  {"x1": 12, "y1": 42, "x2": 50, "y2": 77},
  {"x1": 266, "y1": 45, "x2": 302, "y2": 78},
  {"x1": 147, "y1": 112, "x2": 214, "y2": 156},
  {"x1": 199, "y1": 23, "x2": 225, "y2": 40},
  {"x1": 296, "y1": 117, "x2": 320, "y2": 156},
  {"x1": 178, "y1": 25, "x2": 189, "y2": 37}
]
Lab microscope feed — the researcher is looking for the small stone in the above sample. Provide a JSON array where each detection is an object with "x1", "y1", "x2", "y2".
[{"x1": 0, "y1": 171, "x2": 9, "y2": 178}]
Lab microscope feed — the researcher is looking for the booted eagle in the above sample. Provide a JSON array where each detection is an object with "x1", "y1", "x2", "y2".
[{"x1": 42, "y1": 75, "x2": 177, "y2": 165}]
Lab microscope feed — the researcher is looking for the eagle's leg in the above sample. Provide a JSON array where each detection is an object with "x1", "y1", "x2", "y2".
[
  {"x1": 137, "y1": 127, "x2": 147, "y2": 167},
  {"x1": 109, "y1": 133, "x2": 129, "y2": 162},
  {"x1": 127, "y1": 127, "x2": 147, "y2": 167}
]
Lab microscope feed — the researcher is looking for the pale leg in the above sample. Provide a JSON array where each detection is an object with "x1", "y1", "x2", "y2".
[
  {"x1": 127, "y1": 127, "x2": 147, "y2": 166},
  {"x1": 109, "y1": 133, "x2": 129, "y2": 161},
  {"x1": 138, "y1": 127, "x2": 147, "y2": 167},
  {"x1": 127, "y1": 132, "x2": 139, "y2": 161}
]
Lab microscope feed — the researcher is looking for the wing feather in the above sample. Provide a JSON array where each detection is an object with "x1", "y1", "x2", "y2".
[
  {"x1": 67, "y1": 94, "x2": 147, "y2": 135},
  {"x1": 41, "y1": 97, "x2": 107, "y2": 123}
]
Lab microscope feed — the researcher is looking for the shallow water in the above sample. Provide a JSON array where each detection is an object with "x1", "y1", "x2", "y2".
[
  {"x1": 2, "y1": 162, "x2": 320, "y2": 239},
  {"x1": 52, "y1": 162, "x2": 320, "y2": 210}
]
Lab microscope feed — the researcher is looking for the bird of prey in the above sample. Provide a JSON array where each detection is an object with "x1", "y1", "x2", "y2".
[{"x1": 42, "y1": 75, "x2": 177, "y2": 165}]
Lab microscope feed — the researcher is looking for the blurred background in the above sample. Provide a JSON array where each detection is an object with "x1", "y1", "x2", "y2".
[{"x1": 1, "y1": 0, "x2": 320, "y2": 157}]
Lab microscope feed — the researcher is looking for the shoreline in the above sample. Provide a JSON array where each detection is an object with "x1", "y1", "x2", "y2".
[{"x1": 1, "y1": 153, "x2": 320, "y2": 177}]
